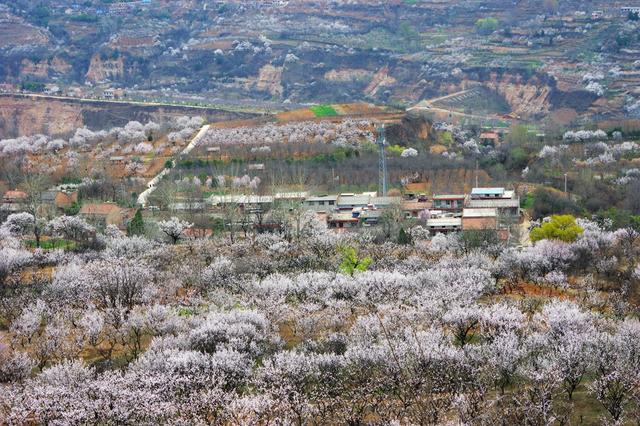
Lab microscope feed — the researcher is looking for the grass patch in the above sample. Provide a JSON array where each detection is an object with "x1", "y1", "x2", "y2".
[
  {"x1": 521, "y1": 192, "x2": 535, "y2": 210},
  {"x1": 25, "y1": 239, "x2": 76, "y2": 250},
  {"x1": 310, "y1": 105, "x2": 338, "y2": 117}
]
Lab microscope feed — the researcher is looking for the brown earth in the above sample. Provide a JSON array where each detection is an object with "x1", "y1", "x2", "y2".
[
  {"x1": 20, "y1": 57, "x2": 72, "y2": 79},
  {"x1": 0, "y1": 97, "x2": 85, "y2": 138},
  {"x1": 364, "y1": 66, "x2": 397, "y2": 97},
  {"x1": 550, "y1": 107, "x2": 578, "y2": 125},
  {"x1": 276, "y1": 108, "x2": 317, "y2": 122},
  {"x1": 0, "y1": 13, "x2": 50, "y2": 49},
  {"x1": 251, "y1": 64, "x2": 284, "y2": 97},
  {"x1": 324, "y1": 68, "x2": 372, "y2": 82},
  {"x1": 484, "y1": 73, "x2": 551, "y2": 118},
  {"x1": 404, "y1": 168, "x2": 493, "y2": 195},
  {"x1": 85, "y1": 54, "x2": 125, "y2": 83},
  {"x1": 0, "y1": 95, "x2": 257, "y2": 139}
]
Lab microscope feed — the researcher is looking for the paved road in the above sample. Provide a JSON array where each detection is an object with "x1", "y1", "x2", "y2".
[
  {"x1": 0, "y1": 92, "x2": 272, "y2": 114},
  {"x1": 181, "y1": 124, "x2": 210, "y2": 156},
  {"x1": 421, "y1": 89, "x2": 474, "y2": 105},
  {"x1": 137, "y1": 124, "x2": 210, "y2": 207},
  {"x1": 407, "y1": 88, "x2": 509, "y2": 122}
]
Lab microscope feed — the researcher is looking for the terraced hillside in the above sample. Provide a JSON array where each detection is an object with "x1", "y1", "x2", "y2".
[{"x1": 0, "y1": 0, "x2": 639, "y2": 124}]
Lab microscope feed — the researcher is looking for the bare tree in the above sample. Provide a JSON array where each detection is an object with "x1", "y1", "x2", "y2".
[{"x1": 21, "y1": 174, "x2": 50, "y2": 248}]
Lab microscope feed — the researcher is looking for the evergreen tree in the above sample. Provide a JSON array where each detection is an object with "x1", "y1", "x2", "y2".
[
  {"x1": 397, "y1": 227, "x2": 411, "y2": 245},
  {"x1": 128, "y1": 209, "x2": 145, "y2": 236}
]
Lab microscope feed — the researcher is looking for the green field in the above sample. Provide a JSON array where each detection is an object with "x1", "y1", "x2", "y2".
[
  {"x1": 25, "y1": 239, "x2": 76, "y2": 250},
  {"x1": 310, "y1": 104, "x2": 339, "y2": 117}
]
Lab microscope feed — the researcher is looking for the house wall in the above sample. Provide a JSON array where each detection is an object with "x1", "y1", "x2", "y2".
[{"x1": 462, "y1": 217, "x2": 497, "y2": 231}]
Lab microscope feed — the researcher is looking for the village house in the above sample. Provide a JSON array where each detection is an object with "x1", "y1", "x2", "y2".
[
  {"x1": 425, "y1": 217, "x2": 462, "y2": 234},
  {"x1": 470, "y1": 187, "x2": 507, "y2": 199},
  {"x1": 479, "y1": 132, "x2": 500, "y2": 146},
  {"x1": 103, "y1": 88, "x2": 115, "y2": 99},
  {"x1": 304, "y1": 195, "x2": 338, "y2": 213},
  {"x1": 247, "y1": 163, "x2": 265, "y2": 171},
  {"x1": 466, "y1": 187, "x2": 520, "y2": 218},
  {"x1": 274, "y1": 192, "x2": 308, "y2": 203},
  {"x1": 327, "y1": 212, "x2": 360, "y2": 229},
  {"x1": 55, "y1": 191, "x2": 79, "y2": 210},
  {"x1": 0, "y1": 83, "x2": 15, "y2": 93},
  {"x1": 0, "y1": 189, "x2": 28, "y2": 219},
  {"x1": 402, "y1": 199, "x2": 431, "y2": 218},
  {"x1": 403, "y1": 182, "x2": 429, "y2": 200},
  {"x1": 2, "y1": 189, "x2": 27, "y2": 205},
  {"x1": 79, "y1": 203, "x2": 127, "y2": 230},
  {"x1": 44, "y1": 84, "x2": 61, "y2": 96},
  {"x1": 621, "y1": 6, "x2": 640, "y2": 16},
  {"x1": 462, "y1": 208, "x2": 498, "y2": 231},
  {"x1": 41, "y1": 189, "x2": 79, "y2": 213},
  {"x1": 369, "y1": 196, "x2": 401, "y2": 210},
  {"x1": 432, "y1": 194, "x2": 465, "y2": 212},
  {"x1": 336, "y1": 193, "x2": 372, "y2": 211},
  {"x1": 209, "y1": 194, "x2": 274, "y2": 213},
  {"x1": 359, "y1": 209, "x2": 382, "y2": 226}
]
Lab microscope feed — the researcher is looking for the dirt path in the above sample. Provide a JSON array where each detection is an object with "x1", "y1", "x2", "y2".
[{"x1": 519, "y1": 216, "x2": 532, "y2": 248}]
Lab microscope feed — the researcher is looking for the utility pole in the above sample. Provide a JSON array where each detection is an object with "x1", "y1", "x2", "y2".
[
  {"x1": 475, "y1": 159, "x2": 479, "y2": 188},
  {"x1": 377, "y1": 124, "x2": 388, "y2": 196},
  {"x1": 564, "y1": 172, "x2": 568, "y2": 195}
]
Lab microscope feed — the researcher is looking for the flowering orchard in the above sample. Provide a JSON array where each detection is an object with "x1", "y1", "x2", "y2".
[{"x1": 1, "y1": 214, "x2": 640, "y2": 424}]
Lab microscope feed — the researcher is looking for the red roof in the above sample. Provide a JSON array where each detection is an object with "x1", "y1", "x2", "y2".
[
  {"x1": 80, "y1": 203, "x2": 121, "y2": 216},
  {"x1": 55, "y1": 191, "x2": 78, "y2": 208},
  {"x1": 480, "y1": 132, "x2": 499, "y2": 140},
  {"x1": 2, "y1": 190, "x2": 27, "y2": 201}
]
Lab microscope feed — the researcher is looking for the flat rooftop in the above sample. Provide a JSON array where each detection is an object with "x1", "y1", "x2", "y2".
[
  {"x1": 463, "y1": 208, "x2": 497, "y2": 218},
  {"x1": 432, "y1": 194, "x2": 465, "y2": 200},
  {"x1": 306, "y1": 195, "x2": 339, "y2": 202},
  {"x1": 426, "y1": 217, "x2": 462, "y2": 227},
  {"x1": 471, "y1": 187, "x2": 505, "y2": 196},
  {"x1": 467, "y1": 198, "x2": 520, "y2": 209}
]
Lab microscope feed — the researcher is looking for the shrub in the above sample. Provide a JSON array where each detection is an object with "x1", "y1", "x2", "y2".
[{"x1": 530, "y1": 215, "x2": 584, "y2": 243}]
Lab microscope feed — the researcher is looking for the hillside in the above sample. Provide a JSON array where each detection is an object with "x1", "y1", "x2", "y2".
[{"x1": 0, "y1": 0, "x2": 639, "y2": 125}]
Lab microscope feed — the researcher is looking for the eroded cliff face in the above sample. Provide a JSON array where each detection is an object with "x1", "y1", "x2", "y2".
[
  {"x1": 85, "y1": 54, "x2": 125, "y2": 83},
  {"x1": 0, "y1": 96, "x2": 255, "y2": 139},
  {"x1": 387, "y1": 110, "x2": 433, "y2": 144},
  {"x1": 0, "y1": 97, "x2": 84, "y2": 138},
  {"x1": 484, "y1": 72, "x2": 552, "y2": 118},
  {"x1": 431, "y1": 69, "x2": 574, "y2": 119},
  {"x1": 20, "y1": 57, "x2": 73, "y2": 79},
  {"x1": 251, "y1": 64, "x2": 284, "y2": 97}
]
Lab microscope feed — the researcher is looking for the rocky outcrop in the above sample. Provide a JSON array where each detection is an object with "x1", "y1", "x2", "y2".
[
  {"x1": 252, "y1": 64, "x2": 284, "y2": 97},
  {"x1": 386, "y1": 110, "x2": 433, "y2": 144},
  {"x1": 364, "y1": 66, "x2": 396, "y2": 98},
  {"x1": 85, "y1": 54, "x2": 125, "y2": 83},
  {"x1": 0, "y1": 96, "x2": 84, "y2": 138},
  {"x1": 20, "y1": 57, "x2": 72, "y2": 78},
  {"x1": 325, "y1": 68, "x2": 372, "y2": 82}
]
